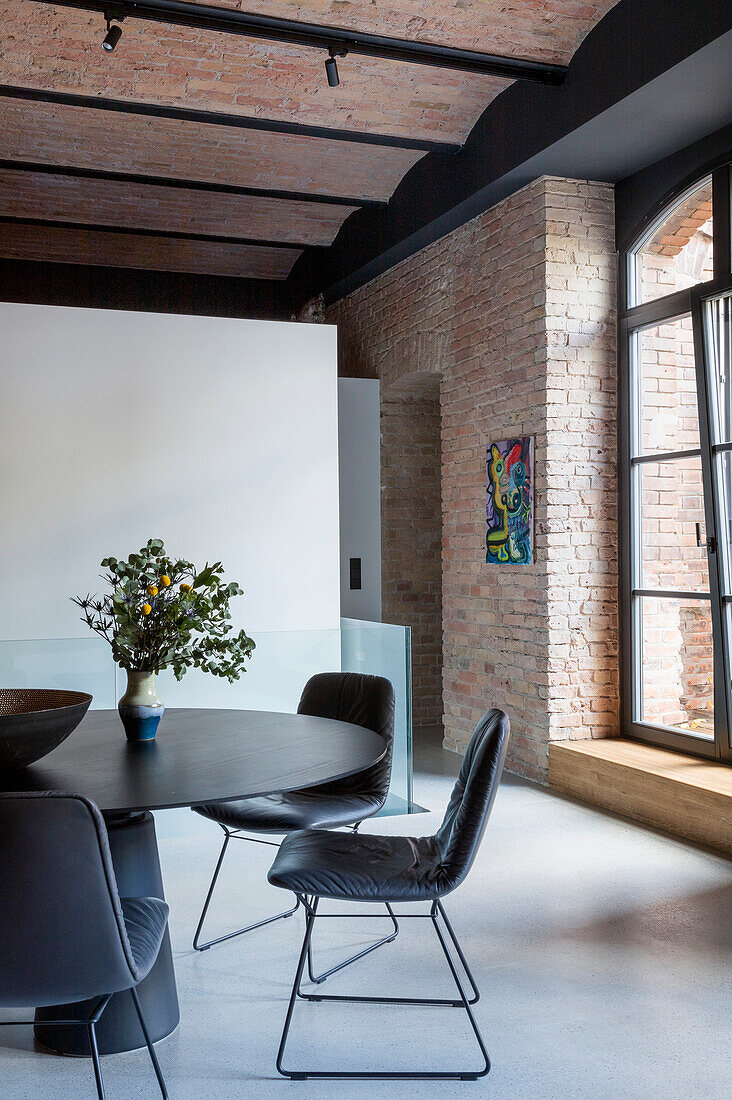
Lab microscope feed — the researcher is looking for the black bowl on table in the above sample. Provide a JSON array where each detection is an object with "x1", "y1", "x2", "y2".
[{"x1": 0, "y1": 689, "x2": 92, "y2": 770}]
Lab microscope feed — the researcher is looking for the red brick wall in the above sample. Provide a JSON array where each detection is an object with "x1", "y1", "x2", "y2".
[{"x1": 328, "y1": 175, "x2": 618, "y2": 780}]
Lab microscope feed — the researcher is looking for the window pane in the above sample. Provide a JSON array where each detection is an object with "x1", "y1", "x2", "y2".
[
  {"x1": 636, "y1": 316, "x2": 700, "y2": 453},
  {"x1": 703, "y1": 291, "x2": 732, "y2": 444},
  {"x1": 637, "y1": 596, "x2": 714, "y2": 738},
  {"x1": 639, "y1": 456, "x2": 709, "y2": 592},
  {"x1": 713, "y1": 449, "x2": 732, "y2": 598},
  {"x1": 632, "y1": 178, "x2": 713, "y2": 305}
]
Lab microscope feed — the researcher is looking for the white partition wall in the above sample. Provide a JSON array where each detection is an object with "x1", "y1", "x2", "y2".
[
  {"x1": 0, "y1": 302, "x2": 341, "y2": 698},
  {"x1": 338, "y1": 378, "x2": 382, "y2": 621}
]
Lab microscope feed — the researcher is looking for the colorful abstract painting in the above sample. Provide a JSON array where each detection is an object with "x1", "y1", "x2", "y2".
[{"x1": 486, "y1": 437, "x2": 533, "y2": 564}]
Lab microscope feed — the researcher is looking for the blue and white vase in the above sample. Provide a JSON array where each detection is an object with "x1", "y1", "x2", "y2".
[{"x1": 118, "y1": 670, "x2": 164, "y2": 742}]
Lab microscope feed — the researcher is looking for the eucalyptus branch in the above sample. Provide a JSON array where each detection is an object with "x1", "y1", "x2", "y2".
[{"x1": 72, "y1": 539, "x2": 255, "y2": 681}]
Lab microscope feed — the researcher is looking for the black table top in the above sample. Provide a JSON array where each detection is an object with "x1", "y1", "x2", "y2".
[{"x1": 0, "y1": 708, "x2": 387, "y2": 814}]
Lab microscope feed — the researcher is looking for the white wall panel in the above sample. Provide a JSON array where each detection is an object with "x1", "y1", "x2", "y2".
[{"x1": 0, "y1": 303, "x2": 340, "y2": 642}]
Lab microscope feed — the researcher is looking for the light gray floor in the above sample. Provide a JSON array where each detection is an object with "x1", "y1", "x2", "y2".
[{"x1": 1, "y1": 729, "x2": 731, "y2": 1099}]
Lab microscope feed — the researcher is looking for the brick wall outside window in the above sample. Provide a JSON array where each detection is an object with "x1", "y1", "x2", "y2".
[{"x1": 632, "y1": 190, "x2": 715, "y2": 734}]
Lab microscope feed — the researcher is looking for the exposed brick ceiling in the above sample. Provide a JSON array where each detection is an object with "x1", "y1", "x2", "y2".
[
  {"x1": 0, "y1": 221, "x2": 301, "y2": 276},
  {"x1": 0, "y1": 168, "x2": 356, "y2": 244},
  {"x1": 0, "y1": 1, "x2": 620, "y2": 280},
  {"x1": 0, "y1": 98, "x2": 423, "y2": 200}
]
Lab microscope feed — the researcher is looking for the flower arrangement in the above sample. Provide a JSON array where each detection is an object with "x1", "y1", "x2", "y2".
[{"x1": 73, "y1": 538, "x2": 255, "y2": 682}]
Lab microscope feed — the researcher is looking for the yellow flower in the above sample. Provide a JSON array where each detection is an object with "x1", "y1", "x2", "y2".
[
  {"x1": 180, "y1": 583, "x2": 192, "y2": 593},
  {"x1": 161, "y1": 575, "x2": 171, "y2": 587},
  {"x1": 142, "y1": 603, "x2": 152, "y2": 615},
  {"x1": 147, "y1": 584, "x2": 158, "y2": 597}
]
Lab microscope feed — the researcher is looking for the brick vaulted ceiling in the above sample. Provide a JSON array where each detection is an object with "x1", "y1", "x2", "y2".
[{"x1": 0, "y1": 1, "x2": 619, "y2": 282}]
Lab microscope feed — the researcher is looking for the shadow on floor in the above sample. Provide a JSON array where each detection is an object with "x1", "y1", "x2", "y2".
[{"x1": 556, "y1": 881, "x2": 732, "y2": 955}]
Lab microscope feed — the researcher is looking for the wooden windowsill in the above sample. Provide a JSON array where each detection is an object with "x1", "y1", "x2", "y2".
[{"x1": 548, "y1": 738, "x2": 732, "y2": 857}]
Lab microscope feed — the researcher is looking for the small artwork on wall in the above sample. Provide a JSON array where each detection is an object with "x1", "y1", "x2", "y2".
[{"x1": 486, "y1": 436, "x2": 533, "y2": 564}]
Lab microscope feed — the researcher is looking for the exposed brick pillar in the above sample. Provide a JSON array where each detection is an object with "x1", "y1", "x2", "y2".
[
  {"x1": 328, "y1": 176, "x2": 619, "y2": 781},
  {"x1": 542, "y1": 179, "x2": 619, "y2": 750}
]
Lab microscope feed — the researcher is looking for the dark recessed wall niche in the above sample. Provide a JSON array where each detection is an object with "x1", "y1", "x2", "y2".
[{"x1": 0, "y1": 259, "x2": 292, "y2": 321}]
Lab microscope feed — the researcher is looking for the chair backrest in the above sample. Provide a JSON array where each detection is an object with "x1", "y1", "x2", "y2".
[
  {"x1": 0, "y1": 791, "x2": 141, "y2": 1007},
  {"x1": 297, "y1": 672, "x2": 395, "y2": 805},
  {"x1": 432, "y1": 709, "x2": 510, "y2": 893}
]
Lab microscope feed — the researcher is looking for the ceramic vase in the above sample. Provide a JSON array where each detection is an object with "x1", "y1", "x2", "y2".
[{"x1": 118, "y1": 669, "x2": 164, "y2": 742}]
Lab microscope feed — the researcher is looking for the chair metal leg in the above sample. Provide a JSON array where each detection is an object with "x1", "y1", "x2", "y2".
[
  {"x1": 193, "y1": 828, "x2": 300, "y2": 951},
  {"x1": 304, "y1": 900, "x2": 399, "y2": 987},
  {"x1": 436, "y1": 900, "x2": 480, "y2": 1004},
  {"x1": 276, "y1": 895, "x2": 318, "y2": 1080},
  {"x1": 5, "y1": 995, "x2": 129, "y2": 1098},
  {"x1": 87, "y1": 1021, "x2": 106, "y2": 1100},
  {"x1": 276, "y1": 898, "x2": 491, "y2": 1080},
  {"x1": 129, "y1": 986, "x2": 169, "y2": 1099},
  {"x1": 431, "y1": 906, "x2": 490, "y2": 1078},
  {"x1": 298, "y1": 902, "x2": 476, "y2": 1007}
]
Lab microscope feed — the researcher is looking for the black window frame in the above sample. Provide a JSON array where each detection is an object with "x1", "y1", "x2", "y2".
[{"x1": 619, "y1": 161, "x2": 732, "y2": 762}]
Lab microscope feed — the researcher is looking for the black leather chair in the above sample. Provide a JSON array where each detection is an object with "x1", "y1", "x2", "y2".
[
  {"x1": 0, "y1": 791, "x2": 169, "y2": 1100},
  {"x1": 267, "y1": 707, "x2": 510, "y2": 1081},
  {"x1": 192, "y1": 672, "x2": 396, "y2": 974}
]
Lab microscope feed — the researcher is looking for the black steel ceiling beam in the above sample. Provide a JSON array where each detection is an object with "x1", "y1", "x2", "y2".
[
  {"x1": 0, "y1": 215, "x2": 311, "y2": 250},
  {"x1": 0, "y1": 159, "x2": 378, "y2": 208},
  {"x1": 0, "y1": 84, "x2": 455, "y2": 153},
  {"x1": 30, "y1": 0, "x2": 567, "y2": 84}
]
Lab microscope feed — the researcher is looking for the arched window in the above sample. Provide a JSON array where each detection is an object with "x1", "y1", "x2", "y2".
[
  {"x1": 629, "y1": 175, "x2": 714, "y2": 306},
  {"x1": 621, "y1": 164, "x2": 732, "y2": 762}
]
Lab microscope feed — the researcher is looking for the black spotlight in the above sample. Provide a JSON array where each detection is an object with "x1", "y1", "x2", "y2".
[
  {"x1": 102, "y1": 20, "x2": 122, "y2": 53},
  {"x1": 324, "y1": 48, "x2": 348, "y2": 88}
]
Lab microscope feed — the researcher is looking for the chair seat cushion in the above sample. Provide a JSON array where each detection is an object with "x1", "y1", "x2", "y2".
[
  {"x1": 267, "y1": 828, "x2": 448, "y2": 903},
  {"x1": 192, "y1": 790, "x2": 384, "y2": 834},
  {"x1": 120, "y1": 896, "x2": 169, "y2": 983}
]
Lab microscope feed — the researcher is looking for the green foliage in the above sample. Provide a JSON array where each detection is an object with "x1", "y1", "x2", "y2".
[{"x1": 72, "y1": 538, "x2": 255, "y2": 682}]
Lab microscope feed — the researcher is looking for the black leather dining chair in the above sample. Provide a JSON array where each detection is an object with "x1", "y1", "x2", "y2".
[
  {"x1": 267, "y1": 707, "x2": 510, "y2": 1081},
  {"x1": 0, "y1": 791, "x2": 169, "y2": 1100},
  {"x1": 191, "y1": 672, "x2": 396, "y2": 980}
]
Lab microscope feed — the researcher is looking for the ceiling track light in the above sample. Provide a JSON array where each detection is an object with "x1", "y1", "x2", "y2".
[
  {"x1": 325, "y1": 47, "x2": 347, "y2": 88},
  {"x1": 28, "y1": 1, "x2": 568, "y2": 84},
  {"x1": 102, "y1": 5, "x2": 124, "y2": 52}
]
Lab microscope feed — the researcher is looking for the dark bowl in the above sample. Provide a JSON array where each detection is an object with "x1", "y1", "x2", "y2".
[{"x1": 0, "y1": 689, "x2": 92, "y2": 770}]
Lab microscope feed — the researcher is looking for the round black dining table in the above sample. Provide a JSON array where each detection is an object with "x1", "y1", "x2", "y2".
[{"x1": 0, "y1": 707, "x2": 387, "y2": 1057}]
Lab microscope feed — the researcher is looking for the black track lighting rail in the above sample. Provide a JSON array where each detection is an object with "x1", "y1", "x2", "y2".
[
  {"x1": 28, "y1": 0, "x2": 567, "y2": 84},
  {"x1": 0, "y1": 215, "x2": 312, "y2": 250},
  {"x1": 0, "y1": 159, "x2": 382, "y2": 209},
  {"x1": 0, "y1": 84, "x2": 456, "y2": 154}
]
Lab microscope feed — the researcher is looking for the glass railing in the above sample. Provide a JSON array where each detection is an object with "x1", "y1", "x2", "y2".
[
  {"x1": 340, "y1": 617, "x2": 412, "y2": 815},
  {"x1": 0, "y1": 635, "x2": 118, "y2": 709},
  {"x1": 0, "y1": 619, "x2": 413, "y2": 828}
]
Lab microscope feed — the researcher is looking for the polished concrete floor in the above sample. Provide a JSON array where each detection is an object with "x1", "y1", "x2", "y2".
[{"x1": 1, "y1": 730, "x2": 731, "y2": 1098}]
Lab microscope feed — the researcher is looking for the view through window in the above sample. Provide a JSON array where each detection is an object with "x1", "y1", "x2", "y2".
[{"x1": 624, "y1": 168, "x2": 732, "y2": 760}]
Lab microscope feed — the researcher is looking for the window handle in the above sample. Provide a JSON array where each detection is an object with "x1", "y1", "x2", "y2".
[{"x1": 696, "y1": 522, "x2": 717, "y2": 553}]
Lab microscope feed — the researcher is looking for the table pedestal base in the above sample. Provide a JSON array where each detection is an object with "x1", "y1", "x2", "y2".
[{"x1": 34, "y1": 810, "x2": 179, "y2": 1055}]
